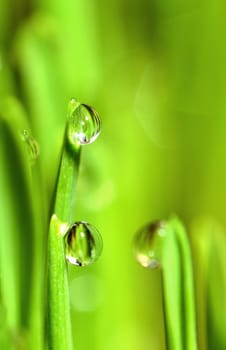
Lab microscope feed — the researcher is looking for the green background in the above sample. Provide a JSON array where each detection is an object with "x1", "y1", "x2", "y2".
[{"x1": 0, "y1": 1, "x2": 226, "y2": 349}]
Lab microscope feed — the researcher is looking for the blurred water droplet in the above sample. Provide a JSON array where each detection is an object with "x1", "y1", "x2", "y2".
[
  {"x1": 67, "y1": 98, "x2": 101, "y2": 145},
  {"x1": 21, "y1": 130, "x2": 40, "y2": 164},
  {"x1": 133, "y1": 221, "x2": 166, "y2": 269},
  {"x1": 65, "y1": 221, "x2": 103, "y2": 266}
]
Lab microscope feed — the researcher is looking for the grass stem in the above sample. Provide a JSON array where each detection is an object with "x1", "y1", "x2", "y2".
[{"x1": 47, "y1": 100, "x2": 81, "y2": 350}]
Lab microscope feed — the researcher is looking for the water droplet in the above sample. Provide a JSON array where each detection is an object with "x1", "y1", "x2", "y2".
[
  {"x1": 133, "y1": 221, "x2": 166, "y2": 269},
  {"x1": 65, "y1": 221, "x2": 103, "y2": 266},
  {"x1": 67, "y1": 98, "x2": 101, "y2": 145},
  {"x1": 21, "y1": 130, "x2": 39, "y2": 164}
]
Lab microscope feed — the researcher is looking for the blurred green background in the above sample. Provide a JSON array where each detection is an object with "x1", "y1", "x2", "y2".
[{"x1": 0, "y1": 0, "x2": 226, "y2": 349}]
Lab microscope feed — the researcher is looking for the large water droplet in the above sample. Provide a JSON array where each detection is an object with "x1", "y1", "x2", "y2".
[
  {"x1": 21, "y1": 130, "x2": 40, "y2": 164},
  {"x1": 65, "y1": 221, "x2": 103, "y2": 266},
  {"x1": 133, "y1": 221, "x2": 166, "y2": 269},
  {"x1": 67, "y1": 98, "x2": 101, "y2": 146}
]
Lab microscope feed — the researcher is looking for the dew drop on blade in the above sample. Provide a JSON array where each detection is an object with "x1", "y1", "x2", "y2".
[
  {"x1": 65, "y1": 221, "x2": 103, "y2": 267},
  {"x1": 133, "y1": 221, "x2": 166, "y2": 269},
  {"x1": 21, "y1": 130, "x2": 40, "y2": 164},
  {"x1": 67, "y1": 98, "x2": 101, "y2": 146}
]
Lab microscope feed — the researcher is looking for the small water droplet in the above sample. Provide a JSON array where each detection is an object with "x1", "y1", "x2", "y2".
[
  {"x1": 133, "y1": 221, "x2": 166, "y2": 269},
  {"x1": 21, "y1": 130, "x2": 40, "y2": 164},
  {"x1": 65, "y1": 221, "x2": 103, "y2": 266},
  {"x1": 67, "y1": 98, "x2": 101, "y2": 146}
]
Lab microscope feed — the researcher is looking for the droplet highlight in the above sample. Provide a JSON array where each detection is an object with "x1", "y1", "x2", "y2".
[
  {"x1": 67, "y1": 98, "x2": 101, "y2": 146},
  {"x1": 133, "y1": 221, "x2": 166, "y2": 269},
  {"x1": 21, "y1": 130, "x2": 40, "y2": 164},
  {"x1": 65, "y1": 221, "x2": 103, "y2": 267}
]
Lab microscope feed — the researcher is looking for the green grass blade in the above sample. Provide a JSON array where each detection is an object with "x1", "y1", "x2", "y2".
[
  {"x1": 0, "y1": 97, "x2": 36, "y2": 348},
  {"x1": 169, "y1": 217, "x2": 197, "y2": 350},
  {"x1": 0, "y1": 96, "x2": 46, "y2": 350},
  {"x1": 134, "y1": 216, "x2": 197, "y2": 350},
  {"x1": 13, "y1": 13, "x2": 66, "y2": 174},
  {"x1": 191, "y1": 218, "x2": 226, "y2": 350},
  {"x1": 162, "y1": 217, "x2": 197, "y2": 350},
  {"x1": 47, "y1": 100, "x2": 81, "y2": 350},
  {"x1": 48, "y1": 215, "x2": 73, "y2": 350},
  {"x1": 160, "y1": 221, "x2": 183, "y2": 350}
]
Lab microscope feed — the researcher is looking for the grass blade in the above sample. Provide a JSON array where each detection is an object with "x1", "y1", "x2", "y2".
[
  {"x1": 47, "y1": 99, "x2": 81, "y2": 350},
  {"x1": 0, "y1": 97, "x2": 38, "y2": 348},
  {"x1": 134, "y1": 216, "x2": 197, "y2": 350},
  {"x1": 191, "y1": 218, "x2": 226, "y2": 350}
]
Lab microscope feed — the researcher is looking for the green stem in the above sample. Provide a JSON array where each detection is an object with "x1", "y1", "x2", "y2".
[
  {"x1": 171, "y1": 217, "x2": 197, "y2": 350},
  {"x1": 48, "y1": 119, "x2": 80, "y2": 350},
  {"x1": 160, "y1": 221, "x2": 183, "y2": 350},
  {"x1": 54, "y1": 140, "x2": 80, "y2": 222},
  {"x1": 48, "y1": 215, "x2": 73, "y2": 350},
  {"x1": 191, "y1": 218, "x2": 226, "y2": 350},
  {"x1": 0, "y1": 97, "x2": 42, "y2": 348},
  {"x1": 160, "y1": 217, "x2": 197, "y2": 350}
]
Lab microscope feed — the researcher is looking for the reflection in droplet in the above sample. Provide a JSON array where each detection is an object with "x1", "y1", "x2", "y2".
[
  {"x1": 70, "y1": 274, "x2": 103, "y2": 312},
  {"x1": 67, "y1": 98, "x2": 101, "y2": 146},
  {"x1": 65, "y1": 221, "x2": 103, "y2": 267},
  {"x1": 21, "y1": 130, "x2": 40, "y2": 164},
  {"x1": 133, "y1": 221, "x2": 166, "y2": 269}
]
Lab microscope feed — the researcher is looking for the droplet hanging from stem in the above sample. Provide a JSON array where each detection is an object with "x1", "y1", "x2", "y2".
[
  {"x1": 65, "y1": 221, "x2": 103, "y2": 267},
  {"x1": 132, "y1": 216, "x2": 198, "y2": 350},
  {"x1": 67, "y1": 98, "x2": 101, "y2": 146},
  {"x1": 133, "y1": 220, "x2": 167, "y2": 269}
]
